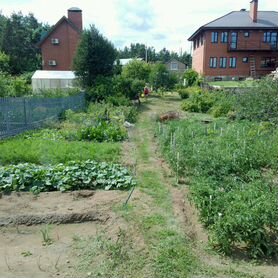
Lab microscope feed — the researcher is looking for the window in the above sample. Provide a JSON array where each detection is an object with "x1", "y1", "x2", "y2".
[
  {"x1": 170, "y1": 62, "x2": 178, "y2": 70},
  {"x1": 200, "y1": 35, "x2": 204, "y2": 45},
  {"x1": 230, "y1": 32, "x2": 238, "y2": 49},
  {"x1": 244, "y1": 32, "x2": 249, "y2": 37},
  {"x1": 242, "y1": 57, "x2": 249, "y2": 63},
  {"x1": 264, "y1": 32, "x2": 278, "y2": 48},
  {"x1": 219, "y1": 57, "x2": 227, "y2": 68},
  {"x1": 48, "y1": 60, "x2": 57, "y2": 66},
  {"x1": 197, "y1": 38, "x2": 200, "y2": 48},
  {"x1": 51, "y1": 38, "x2": 59, "y2": 45},
  {"x1": 211, "y1": 32, "x2": 218, "y2": 43},
  {"x1": 221, "y1": 32, "x2": 228, "y2": 43},
  {"x1": 209, "y1": 57, "x2": 217, "y2": 68},
  {"x1": 270, "y1": 33, "x2": 277, "y2": 48},
  {"x1": 229, "y1": 57, "x2": 237, "y2": 68},
  {"x1": 264, "y1": 32, "x2": 271, "y2": 42},
  {"x1": 261, "y1": 57, "x2": 276, "y2": 68}
]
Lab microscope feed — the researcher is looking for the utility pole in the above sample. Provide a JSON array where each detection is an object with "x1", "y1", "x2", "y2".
[{"x1": 145, "y1": 44, "x2": 148, "y2": 63}]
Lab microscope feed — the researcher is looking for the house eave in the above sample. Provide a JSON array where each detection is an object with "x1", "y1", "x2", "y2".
[{"x1": 188, "y1": 26, "x2": 278, "y2": 41}]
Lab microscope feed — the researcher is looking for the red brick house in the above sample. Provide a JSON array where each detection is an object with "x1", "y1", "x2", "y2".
[
  {"x1": 188, "y1": 0, "x2": 278, "y2": 80},
  {"x1": 38, "y1": 7, "x2": 82, "y2": 71}
]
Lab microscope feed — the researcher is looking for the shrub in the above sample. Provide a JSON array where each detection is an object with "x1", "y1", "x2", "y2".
[
  {"x1": 131, "y1": 79, "x2": 145, "y2": 99},
  {"x1": 177, "y1": 89, "x2": 189, "y2": 99},
  {"x1": 86, "y1": 76, "x2": 114, "y2": 102},
  {"x1": 106, "y1": 95, "x2": 132, "y2": 106},
  {"x1": 77, "y1": 121, "x2": 127, "y2": 142},
  {"x1": 183, "y1": 69, "x2": 199, "y2": 87},
  {"x1": 149, "y1": 63, "x2": 177, "y2": 91},
  {"x1": 236, "y1": 78, "x2": 278, "y2": 124},
  {"x1": 209, "y1": 93, "x2": 235, "y2": 118},
  {"x1": 86, "y1": 103, "x2": 138, "y2": 124},
  {"x1": 121, "y1": 60, "x2": 151, "y2": 82},
  {"x1": 0, "y1": 74, "x2": 31, "y2": 97},
  {"x1": 181, "y1": 88, "x2": 216, "y2": 113}
]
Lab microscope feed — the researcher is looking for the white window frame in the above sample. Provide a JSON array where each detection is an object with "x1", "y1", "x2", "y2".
[
  {"x1": 170, "y1": 62, "x2": 178, "y2": 70},
  {"x1": 51, "y1": 38, "x2": 60, "y2": 45},
  {"x1": 48, "y1": 60, "x2": 57, "y2": 66}
]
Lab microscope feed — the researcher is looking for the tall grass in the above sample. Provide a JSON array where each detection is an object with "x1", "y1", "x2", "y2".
[{"x1": 0, "y1": 138, "x2": 121, "y2": 165}]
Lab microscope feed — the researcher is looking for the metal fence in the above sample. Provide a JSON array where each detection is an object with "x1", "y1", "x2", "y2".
[{"x1": 0, "y1": 93, "x2": 85, "y2": 139}]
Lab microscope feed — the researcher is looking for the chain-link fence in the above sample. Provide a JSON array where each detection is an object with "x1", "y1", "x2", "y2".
[{"x1": 0, "y1": 93, "x2": 85, "y2": 139}]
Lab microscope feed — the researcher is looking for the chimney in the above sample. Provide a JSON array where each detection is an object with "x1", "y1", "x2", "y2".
[
  {"x1": 250, "y1": 0, "x2": 258, "y2": 22},
  {"x1": 68, "y1": 7, "x2": 82, "y2": 31}
]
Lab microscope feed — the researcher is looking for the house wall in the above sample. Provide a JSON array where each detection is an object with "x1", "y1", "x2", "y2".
[
  {"x1": 165, "y1": 60, "x2": 186, "y2": 73},
  {"x1": 41, "y1": 21, "x2": 80, "y2": 71},
  {"x1": 192, "y1": 29, "x2": 278, "y2": 79},
  {"x1": 192, "y1": 39, "x2": 205, "y2": 74}
]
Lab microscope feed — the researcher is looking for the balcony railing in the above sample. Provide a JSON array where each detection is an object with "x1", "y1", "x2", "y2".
[{"x1": 228, "y1": 41, "x2": 278, "y2": 51}]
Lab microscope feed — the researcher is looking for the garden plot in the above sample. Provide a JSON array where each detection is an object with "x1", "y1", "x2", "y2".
[
  {"x1": 0, "y1": 190, "x2": 130, "y2": 278},
  {"x1": 0, "y1": 190, "x2": 126, "y2": 226}
]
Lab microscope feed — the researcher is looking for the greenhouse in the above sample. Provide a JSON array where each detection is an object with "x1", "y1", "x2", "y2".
[{"x1": 31, "y1": 70, "x2": 76, "y2": 92}]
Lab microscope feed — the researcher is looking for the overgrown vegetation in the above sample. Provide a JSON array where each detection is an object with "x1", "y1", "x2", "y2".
[
  {"x1": 0, "y1": 160, "x2": 135, "y2": 193},
  {"x1": 181, "y1": 78, "x2": 278, "y2": 124},
  {"x1": 0, "y1": 73, "x2": 31, "y2": 97}
]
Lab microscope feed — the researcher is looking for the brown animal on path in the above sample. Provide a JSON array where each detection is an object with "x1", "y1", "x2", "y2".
[{"x1": 159, "y1": 111, "x2": 180, "y2": 122}]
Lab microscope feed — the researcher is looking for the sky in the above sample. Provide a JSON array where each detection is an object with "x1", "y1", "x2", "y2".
[{"x1": 0, "y1": 0, "x2": 277, "y2": 54}]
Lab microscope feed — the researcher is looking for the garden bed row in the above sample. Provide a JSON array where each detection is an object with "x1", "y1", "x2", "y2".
[{"x1": 157, "y1": 117, "x2": 278, "y2": 258}]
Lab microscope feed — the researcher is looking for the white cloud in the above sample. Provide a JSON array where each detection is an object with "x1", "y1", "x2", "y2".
[{"x1": 0, "y1": 0, "x2": 277, "y2": 52}]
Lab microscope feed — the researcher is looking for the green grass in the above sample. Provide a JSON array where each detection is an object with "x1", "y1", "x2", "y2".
[
  {"x1": 0, "y1": 138, "x2": 121, "y2": 165},
  {"x1": 208, "y1": 80, "x2": 255, "y2": 88}
]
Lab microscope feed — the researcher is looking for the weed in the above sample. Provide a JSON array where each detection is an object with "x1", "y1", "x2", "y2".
[
  {"x1": 21, "y1": 251, "x2": 32, "y2": 257},
  {"x1": 40, "y1": 225, "x2": 53, "y2": 246}
]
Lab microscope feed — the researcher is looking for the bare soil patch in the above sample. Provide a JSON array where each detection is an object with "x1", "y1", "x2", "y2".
[
  {"x1": 0, "y1": 190, "x2": 130, "y2": 278},
  {"x1": 0, "y1": 190, "x2": 126, "y2": 226}
]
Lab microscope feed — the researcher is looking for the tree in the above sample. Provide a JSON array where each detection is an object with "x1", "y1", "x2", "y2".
[
  {"x1": 73, "y1": 25, "x2": 116, "y2": 87},
  {"x1": 0, "y1": 12, "x2": 45, "y2": 74},
  {"x1": 121, "y1": 60, "x2": 151, "y2": 82},
  {"x1": 149, "y1": 63, "x2": 177, "y2": 90},
  {"x1": 156, "y1": 48, "x2": 171, "y2": 63},
  {"x1": 0, "y1": 51, "x2": 10, "y2": 73}
]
